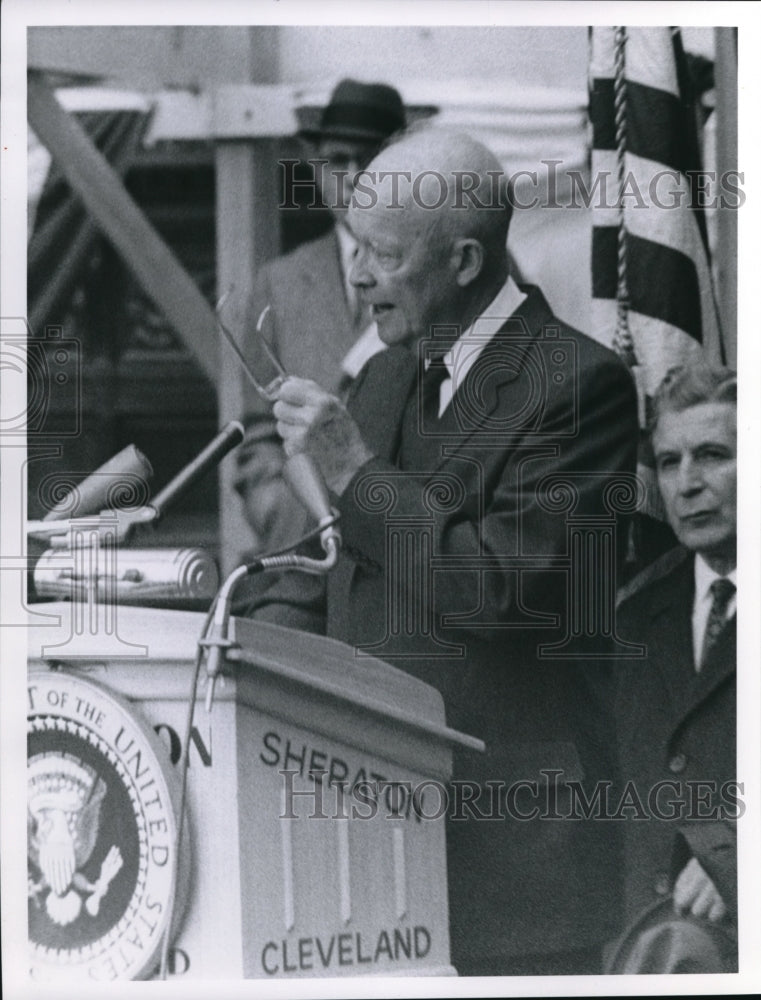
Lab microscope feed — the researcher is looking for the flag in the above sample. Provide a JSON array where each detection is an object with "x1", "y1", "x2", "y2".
[{"x1": 589, "y1": 26, "x2": 723, "y2": 530}]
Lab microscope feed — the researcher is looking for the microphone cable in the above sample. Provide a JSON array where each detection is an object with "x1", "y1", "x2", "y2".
[{"x1": 158, "y1": 595, "x2": 217, "y2": 980}]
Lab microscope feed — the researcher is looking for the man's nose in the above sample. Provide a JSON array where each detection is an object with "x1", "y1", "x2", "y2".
[
  {"x1": 349, "y1": 246, "x2": 374, "y2": 289},
  {"x1": 677, "y1": 457, "x2": 703, "y2": 494}
]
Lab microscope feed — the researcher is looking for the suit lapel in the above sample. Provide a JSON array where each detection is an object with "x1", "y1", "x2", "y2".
[
  {"x1": 347, "y1": 346, "x2": 417, "y2": 460},
  {"x1": 683, "y1": 612, "x2": 736, "y2": 721},
  {"x1": 430, "y1": 285, "x2": 554, "y2": 473},
  {"x1": 643, "y1": 556, "x2": 697, "y2": 720}
]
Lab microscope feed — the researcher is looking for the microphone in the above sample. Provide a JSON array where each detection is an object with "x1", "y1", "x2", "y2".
[
  {"x1": 42, "y1": 444, "x2": 153, "y2": 521},
  {"x1": 282, "y1": 452, "x2": 342, "y2": 558},
  {"x1": 150, "y1": 421, "x2": 244, "y2": 518},
  {"x1": 282, "y1": 452, "x2": 334, "y2": 526}
]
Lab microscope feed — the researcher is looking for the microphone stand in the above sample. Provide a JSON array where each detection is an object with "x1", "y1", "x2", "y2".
[{"x1": 200, "y1": 506, "x2": 341, "y2": 713}]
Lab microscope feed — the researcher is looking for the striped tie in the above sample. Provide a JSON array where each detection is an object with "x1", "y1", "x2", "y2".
[{"x1": 699, "y1": 578, "x2": 735, "y2": 671}]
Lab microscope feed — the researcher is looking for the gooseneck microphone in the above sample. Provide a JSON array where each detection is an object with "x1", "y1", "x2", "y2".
[
  {"x1": 150, "y1": 421, "x2": 244, "y2": 518},
  {"x1": 203, "y1": 450, "x2": 342, "y2": 712},
  {"x1": 281, "y1": 452, "x2": 334, "y2": 525}
]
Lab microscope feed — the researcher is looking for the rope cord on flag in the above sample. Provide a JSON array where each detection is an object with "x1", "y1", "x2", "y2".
[
  {"x1": 612, "y1": 26, "x2": 637, "y2": 368},
  {"x1": 610, "y1": 26, "x2": 662, "y2": 553}
]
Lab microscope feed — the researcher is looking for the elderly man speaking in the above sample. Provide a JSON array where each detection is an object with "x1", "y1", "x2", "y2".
[{"x1": 266, "y1": 127, "x2": 639, "y2": 976}]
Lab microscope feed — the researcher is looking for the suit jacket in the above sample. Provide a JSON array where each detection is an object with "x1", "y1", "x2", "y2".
[
  {"x1": 326, "y1": 286, "x2": 639, "y2": 968},
  {"x1": 243, "y1": 228, "x2": 357, "y2": 416},
  {"x1": 614, "y1": 548, "x2": 737, "y2": 927}
]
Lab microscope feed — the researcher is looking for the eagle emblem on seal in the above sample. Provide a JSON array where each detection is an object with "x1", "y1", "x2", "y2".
[{"x1": 28, "y1": 752, "x2": 124, "y2": 926}]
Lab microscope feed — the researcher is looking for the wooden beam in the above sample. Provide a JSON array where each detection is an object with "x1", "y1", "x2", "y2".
[
  {"x1": 215, "y1": 28, "x2": 283, "y2": 575},
  {"x1": 27, "y1": 70, "x2": 219, "y2": 383},
  {"x1": 143, "y1": 86, "x2": 299, "y2": 145}
]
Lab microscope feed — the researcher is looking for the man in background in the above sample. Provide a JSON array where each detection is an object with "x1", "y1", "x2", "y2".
[
  {"x1": 614, "y1": 362, "x2": 737, "y2": 963},
  {"x1": 234, "y1": 78, "x2": 406, "y2": 555}
]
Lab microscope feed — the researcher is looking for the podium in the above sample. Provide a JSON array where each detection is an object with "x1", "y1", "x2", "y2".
[{"x1": 27, "y1": 603, "x2": 478, "y2": 981}]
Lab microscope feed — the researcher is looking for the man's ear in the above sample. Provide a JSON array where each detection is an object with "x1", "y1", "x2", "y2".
[{"x1": 452, "y1": 238, "x2": 484, "y2": 287}]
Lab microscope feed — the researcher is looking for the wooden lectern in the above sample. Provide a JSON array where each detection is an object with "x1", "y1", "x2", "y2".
[{"x1": 27, "y1": 603, "x2": 479, "y2": 981}]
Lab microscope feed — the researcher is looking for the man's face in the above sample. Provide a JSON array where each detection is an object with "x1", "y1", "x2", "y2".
[
  {"x1": 316, "y1": 138, "x2": 379, "y2": 217},
  {"x1": 653, "y1": 401, "x2": 737, "y2": 571},
  {"x1": 347, "y1": 191, "x2": 455, "y2": 349}
]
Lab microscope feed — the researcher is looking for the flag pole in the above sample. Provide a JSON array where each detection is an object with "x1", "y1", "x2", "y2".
[{"x1": 713, "y1": 27, "x2": 738, "y2": 368}]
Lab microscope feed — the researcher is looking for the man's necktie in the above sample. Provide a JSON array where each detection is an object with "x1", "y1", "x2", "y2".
[
  {"x1": 399, "y1": 354, "x2": 450, "y2": 470},
  {"x1": 421, "y1": 354, "x2": 450, "y2": 424},
  {"x1": 699, "y1": 577, "x2": 736, "y2": 671}
]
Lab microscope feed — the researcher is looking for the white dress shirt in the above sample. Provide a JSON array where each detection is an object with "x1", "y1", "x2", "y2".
[
  {"x1": 692, "y1": 554, "x2": 737, "y2": 671},
  {"x1": 337, "y1": 267, "x2": 527, "y2": 395},
  {"x1": 435, "y1": 276, "x2": 527, "y2": 416}
]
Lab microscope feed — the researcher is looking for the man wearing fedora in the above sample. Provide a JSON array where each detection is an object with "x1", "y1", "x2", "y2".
[
  {"x1": 611, "y1": 360, "x2": 738, "y2": 973},
  {"x1": 234, "y1": 79, "x2": 406, "y2": 555}
]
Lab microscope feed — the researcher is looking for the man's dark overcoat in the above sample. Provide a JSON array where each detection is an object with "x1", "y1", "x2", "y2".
[{"x1": 614, "y1": 548, "x2": 737, "y2": 927}]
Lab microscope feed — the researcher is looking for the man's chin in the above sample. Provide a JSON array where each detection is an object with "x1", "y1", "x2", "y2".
[
  {"x1": 678, "y1": 527, "x2": 736, "y2": 568},
  {"x1": 375, "y1": 313, "x2": 414, "y2": 348}
]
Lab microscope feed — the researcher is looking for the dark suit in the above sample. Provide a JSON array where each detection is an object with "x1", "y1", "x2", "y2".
[
  {"x1": 614, "y1": 548, "x2": 737, "y2": 928},
  {"x1": 325, "y1": 286, "x2": 639, "y2": 972}
]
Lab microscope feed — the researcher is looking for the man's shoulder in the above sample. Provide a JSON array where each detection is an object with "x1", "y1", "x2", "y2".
[
  {"x1": 517, "y1": 284, "x2": 630, "y2": 372},
  {"x1": 261, "y1": 229, "x2": 339, "y2": 279},
  {"x1": 617, "y1": 546, "x2": 693, "y2": 616},
  {"x1": 348, "y1": 345, "x2": 415, "y2": 403}
]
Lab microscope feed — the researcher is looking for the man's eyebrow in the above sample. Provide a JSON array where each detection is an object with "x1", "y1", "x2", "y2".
[
  {"x1": 655, "y1": 440, "x2": 734, "y2": 459},
  {"x1": 694, "y1": 440, "x2": 734, "y2": 452}
]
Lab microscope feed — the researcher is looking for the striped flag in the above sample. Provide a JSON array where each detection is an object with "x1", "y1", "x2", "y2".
[{"x1": 589, "y1": 26, "x2": 723, "y2": 526}]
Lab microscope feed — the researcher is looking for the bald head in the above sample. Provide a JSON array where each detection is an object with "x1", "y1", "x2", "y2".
[
  {"x1": 367, "y1": 128, "x2": 511, "y2": 255},
  {"x1": 347, "y1": 127, "x2": 512, "y2": 348}
]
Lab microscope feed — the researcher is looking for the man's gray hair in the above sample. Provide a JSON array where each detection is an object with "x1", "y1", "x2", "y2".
[{"x1": 649, "y1": 359, "x2": 737, "y2": 433}]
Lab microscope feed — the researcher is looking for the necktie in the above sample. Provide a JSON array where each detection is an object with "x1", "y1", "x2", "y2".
[
  {"x1": 699, "y1": 577, "x2": 736, "y2": 670},
  {"x1": 399, "y1": 354, "x2": 450, "y2": 470},
  {"x1": 421, "y1": 354, "x2": 451, "y2": 424}
]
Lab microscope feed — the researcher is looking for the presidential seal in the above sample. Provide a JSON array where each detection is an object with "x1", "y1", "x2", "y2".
[{"x1": 27, "y1": 670, "x2": 188, "y2": 981}]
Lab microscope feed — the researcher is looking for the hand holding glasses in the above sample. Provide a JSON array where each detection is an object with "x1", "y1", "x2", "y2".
[{"x1": 215, "y1": 291, "x2": 287, "y2": 401}]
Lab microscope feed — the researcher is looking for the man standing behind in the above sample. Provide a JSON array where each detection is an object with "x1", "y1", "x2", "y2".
[
  {"x1": 614, "y1": 363, "x2": 738, "y2": 956},
  {"x1": 268, "y1": 126, "x2": 639, "y2": 975},
  {"x1": 234, "y1": 79, "x2": 405, "y2": 554}
]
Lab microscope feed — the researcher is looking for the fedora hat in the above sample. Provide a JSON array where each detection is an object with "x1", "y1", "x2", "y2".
[
  {"x1": 299, "y1": 78, "x2": 406, "y2": 145},
  {"x1": 605, "y1": 899, "x2": 737, "y2": 975}
]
